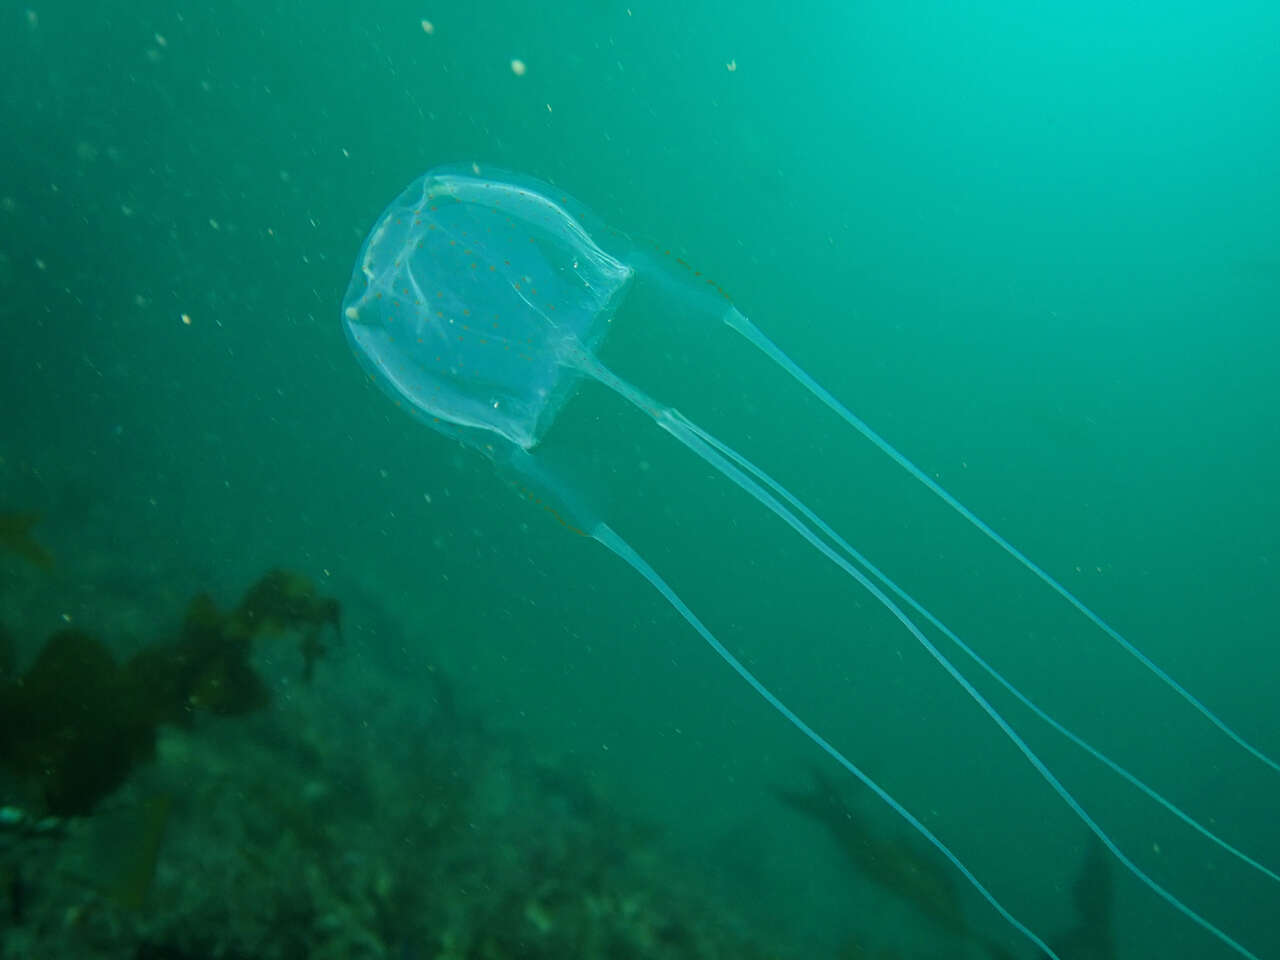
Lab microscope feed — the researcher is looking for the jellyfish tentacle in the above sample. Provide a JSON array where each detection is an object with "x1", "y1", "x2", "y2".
[{"x1": 569, "y1": 347, "x2": 1262, "y2": 960}]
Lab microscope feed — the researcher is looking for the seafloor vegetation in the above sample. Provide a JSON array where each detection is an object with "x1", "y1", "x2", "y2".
[{"x1": 0, "y1": 516, "x2": 793, "y2": 960}]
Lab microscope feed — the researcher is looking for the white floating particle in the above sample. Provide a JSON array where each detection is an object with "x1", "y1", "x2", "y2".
[
  {"x1": 421, "y1": 19, "x2": 434, "y2": 35},
  {"x1": 180, "y1": 313, "x2": 192, "y2": 325},
  {"x1": 510, "y1": 58, "x2": 527, "y2": 76},
  {"x1": 726, "y1": 59, "x2": 737, "y2": 72}
]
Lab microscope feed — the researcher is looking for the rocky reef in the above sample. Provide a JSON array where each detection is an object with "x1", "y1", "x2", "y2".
[{"x1": 0, "y1": 558, "x2": 788, "y2": 960}]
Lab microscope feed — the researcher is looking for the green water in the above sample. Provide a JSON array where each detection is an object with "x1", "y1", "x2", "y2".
[{"x1": 3, "y1": 1, "x2": 1277, "y2": 957}]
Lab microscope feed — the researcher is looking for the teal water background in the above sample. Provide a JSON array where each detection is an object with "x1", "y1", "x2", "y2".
[{"x1": 3, "y1": 1, "x2": 1277, "y2": 956}]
